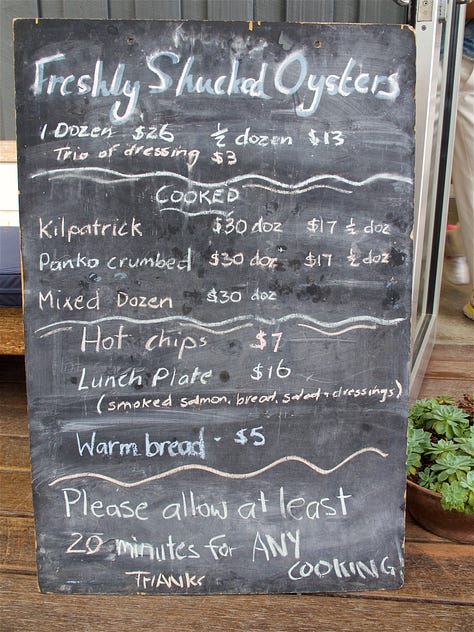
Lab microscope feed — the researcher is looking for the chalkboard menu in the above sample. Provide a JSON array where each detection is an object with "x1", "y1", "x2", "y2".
[{"x1": 14, "y1": 20, "x2": 415, "y2": 594}]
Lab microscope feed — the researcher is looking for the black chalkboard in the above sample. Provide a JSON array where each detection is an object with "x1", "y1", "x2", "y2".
[{"x1": 14, "y1": 20, "x2": 415, "y2": 594}]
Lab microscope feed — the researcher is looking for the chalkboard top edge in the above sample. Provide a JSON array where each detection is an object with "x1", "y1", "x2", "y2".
[{"x1": 12, "y1": 18, "x2": 413, "y2": 29}]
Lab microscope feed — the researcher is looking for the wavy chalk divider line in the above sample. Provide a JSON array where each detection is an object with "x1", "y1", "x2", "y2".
[
  {"x1": 31, "y1": 166, "x2": 413, "y2": 194},
  {"x1": 35, "y1": 313, "x2": 405, "y2": 337},
  {"x1": 297, "y1": 323, "x2": 377, "y2": 336},
  {"x1": 48, "y1": 447, "x2": 388, "y2": 488}
]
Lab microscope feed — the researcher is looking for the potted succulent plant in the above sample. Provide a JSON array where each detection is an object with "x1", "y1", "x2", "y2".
[{"x1": 406, "y1": 394, "x2": 474, "y2": 543}]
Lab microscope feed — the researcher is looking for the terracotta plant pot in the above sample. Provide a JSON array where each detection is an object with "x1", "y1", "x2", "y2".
[{"x1": 406, "y1": 479, "x2": 474, "y2": 544}]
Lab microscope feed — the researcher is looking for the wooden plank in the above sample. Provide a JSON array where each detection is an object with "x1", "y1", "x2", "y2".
[
  {"x1": 1, "y1": 574, "x2": 474, "y2": 631},
  {"x1": 0, "y1": 412, "x2": 28, "y2": 438},
  {"x1": 426, "y1": 360, "x2": 474, "y2": 380},
  {"x1": 0, "y1": 404, "x2": 28, "y2": 426},
  {"x1": 0, "y1": 436, "x2": 30, "y2": 469},
  {"x1": 418, "y1": 378, "x2": 473, "y2": 402},
  {"x1": 400, "y1": 541, "x2": 474, "y2": 603},
  {"x1": 0, "y1": 308, "x2": 24, "y2": 355},
  {"x1": 0, "y1": 470, "x2": 33, "y2": 516},
  {"x1": 0, "y1": 141, "x2": 17, "y2": 162},
  {"x1": 421, "y1": 345, "x2": 474, "y2": 392},
  {"x1": 420, "y1": 360, "x2": 474, "y2": 380},
  {"x1": 0, "y1": 516, "x2": 36, "y2": 570},
  {"x1": 430, "y1": 344, "x2": 474, "y2": 362},
  {"x1": 424, "y1": 359, "x2": 474, "y2": 381}
]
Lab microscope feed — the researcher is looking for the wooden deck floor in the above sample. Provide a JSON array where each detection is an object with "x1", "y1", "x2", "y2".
[{"x1": 0, "y1": 346, "x2": 473, "y2": 631}]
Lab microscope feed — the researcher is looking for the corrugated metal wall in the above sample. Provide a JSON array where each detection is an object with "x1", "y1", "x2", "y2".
[{"x1": 0, "y1": 0, "x2": 408, "y2": 139}]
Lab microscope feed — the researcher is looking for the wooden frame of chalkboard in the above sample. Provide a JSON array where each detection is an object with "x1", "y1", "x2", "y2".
[{"x1": 14, "y1": 19, "x2": 415, "y2": 595}]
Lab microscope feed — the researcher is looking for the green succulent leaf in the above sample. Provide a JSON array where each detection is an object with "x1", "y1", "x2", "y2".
[
  {"x1": 406, "y1": 422, "x2": 431, "y2": 476},
  {"x1": 426, "y1": 439, "x2": 457, "y2": 459},
  {"x1": 430, "y1": 453, "x2": 473, "y2": 482},
  {"x1": 454, "y1": 428, "x2": 474, "y2": 457},
  {"x1": 408, "y1": 399, "x2": 434, "y2": 427},
  {"x1": 459, "y1": 425, "x2": 474, "y2": 440},
  {"x1": 424, "y1": 405, "x2": 469, "y2": 439},
  {"x1": 460, "y1": 471, "x2": 474, "y2": 494},
  {"x1": 439, "y1": 481, "x2": 469, "y2": 512},
  {"x1": 418, "y1": 467, "x2": 440, "y2": 491}
]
